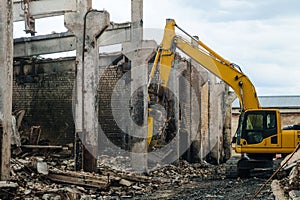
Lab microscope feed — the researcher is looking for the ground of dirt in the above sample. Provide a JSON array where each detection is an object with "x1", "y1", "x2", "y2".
[{"x1": 137, "y1": 177, "x2": 274, "y2": 200}]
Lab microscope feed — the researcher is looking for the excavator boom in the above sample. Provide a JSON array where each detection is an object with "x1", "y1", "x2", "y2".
[{"x1": 151, "y1": 19, "x2": 260, "y2": 111}]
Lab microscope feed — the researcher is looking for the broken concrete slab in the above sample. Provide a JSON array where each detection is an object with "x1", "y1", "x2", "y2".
[
  {"x1": 37, "y1": 160, "x2": 49, "y2": 175},
  {"x1": 271, "y1": 179, "x2": 288, "y2": 200},
  {"x1": 119, "y1": 179, "x2": 133, "y2": 187},
  {"x1": 0, "y1": 181, "x2": 18, "y2": 188},
  {"x1": 289, "y1": 190, "x2": 300, "y2": 200}
]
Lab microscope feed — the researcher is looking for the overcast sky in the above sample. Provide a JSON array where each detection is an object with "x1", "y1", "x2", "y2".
[{"x1": 13, "y1": 0, "x2": 300, "y2": 96}]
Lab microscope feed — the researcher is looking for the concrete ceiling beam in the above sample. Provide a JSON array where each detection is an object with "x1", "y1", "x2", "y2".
[
  {"x1": 13, "y1": 23, "x2": 131, "y2": 58},
  {"x1": 13, "y1": 0, "x2": 77, "y2": 22}
]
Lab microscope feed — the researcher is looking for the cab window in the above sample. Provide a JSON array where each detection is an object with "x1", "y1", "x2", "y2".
[{"x1": 241, "y1": 111, "x2": 277, "y2": 145}]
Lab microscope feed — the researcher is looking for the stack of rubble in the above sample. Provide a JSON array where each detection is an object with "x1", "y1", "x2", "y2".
[
  {"x1": 1, "y1": 153, "x2": 226, "y2": 199},
  {"x1": 149, "y1": 160, "x2": 226, "y2": 181},
  {"x1": 271, "y1": 151, "x2": 300, "y2": 200}
]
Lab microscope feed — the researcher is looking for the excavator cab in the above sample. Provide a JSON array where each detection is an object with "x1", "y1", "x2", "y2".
[{"x1": 234, "y1": 109, "x2": 281, "y2": 153}]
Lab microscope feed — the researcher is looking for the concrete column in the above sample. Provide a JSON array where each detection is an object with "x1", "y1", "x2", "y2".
[
  {"x1": 122, "y1": 0, "x2": 156, "y2": 173},
  {"x1": 0, "y1": 0, "x2": 13, "y2": 180},
  {"x1": 179, "y1": 61, "x2": 192, "y2": 161},
  {"x1": 208, "y1": 74, "x2": 226, "y2": 164},
  {"x1": 65, "y1": 1, "x2": 110, "y2": 172},
  {"x1": 190, "y1": 37, "x2": 208, "y2": 162},
  {"x1": 223, "y1": 86, "x2": 236, "y2": 161},
  {"x1": 172, "y1": 62, "x2": 181, "y2": 161},
  {"x1": 200, "y1": 82, "x2": 209, "y2": 160}
]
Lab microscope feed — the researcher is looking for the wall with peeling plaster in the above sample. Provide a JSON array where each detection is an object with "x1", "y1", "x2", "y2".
[{"x1": 11, "y1": 55, "x2": 233, "y2": 163}]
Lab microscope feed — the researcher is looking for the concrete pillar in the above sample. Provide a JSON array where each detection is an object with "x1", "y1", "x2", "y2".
[
  {"x1": 0, "y1": 0, "x2": 13, "y2": 180},
  {"x1": 128, "y1": 0, "x2": 147, "y2": 173},
  {"x1": 65, "y1": 1, "x2": 110, "y2": 172},
  {"x1": 122, "y1": 0, "x2": 156, "y2": 173},
  {"x1": 223, "y1": 86, "x2": 236, "y2": 161},
  {"x1": 178, "y1": 61, "x2": 191, "y2": 161},
  {"x1": 190, "y1": 37, "x2": 208, "y2": 162},
  {"x1": 208, "y1": 74, "x2": 226, "y2": 164},
  {"x1": 200, "y1": 82, "x2": 209, "y2": 160},
  {"x1": 172, "y1": 61, "x2": 181, "y2": 161}
]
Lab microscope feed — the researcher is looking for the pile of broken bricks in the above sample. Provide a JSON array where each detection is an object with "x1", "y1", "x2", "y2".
[
  {"x1": 0, "y1": 155, "x2": 226, "y2": 199},
  {"x1": 1, "y1": 151, "x2": 300, "y2": 199},
  {"x1": 271, "y1": 151, "x2": 300, "y2": 200}
]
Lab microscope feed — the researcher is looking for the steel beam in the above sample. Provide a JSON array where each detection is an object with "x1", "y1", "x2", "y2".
[{"x1": 13, "y1": 0, "x2": 77, "y2": 22}]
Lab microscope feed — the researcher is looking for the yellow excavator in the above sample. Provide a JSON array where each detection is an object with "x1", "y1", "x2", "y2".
[{"x1": 147, "y1": 19, "x2": 300, "y2": 176}]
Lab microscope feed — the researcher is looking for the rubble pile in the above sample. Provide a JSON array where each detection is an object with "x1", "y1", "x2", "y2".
[
  {"x1": 98, "y1": 155, "x2": 226, "y2": 180},
  {"x1": 272, "y1": 163, "x2": 300, "y2": 200},
  {"x1": 149, "y1": 160, "x2": 226, "y2": 181},
  {"x1": 2, "y1": 158, "x2": 70, "y2": 199},
  {"x1": 270, "y1": 151, "x2": 300, "y2": 200},
  {"x1": 98, "y1": 155, "x2": 132, "y2": 172},
  {"x1": 1, "y1": 153, "x2": 227, "y2": 199}
]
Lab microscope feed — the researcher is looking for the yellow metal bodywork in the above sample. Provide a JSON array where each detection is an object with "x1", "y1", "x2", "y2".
[
  {"x1": 233, "y1": 109, "x2": 300, "y2": 154},
  {"x1": 147, "y1": 116, "x2": 153, "y2": 145},
  {"x1": 235, "y1": 130, "x2": 300, "y2": 154}
]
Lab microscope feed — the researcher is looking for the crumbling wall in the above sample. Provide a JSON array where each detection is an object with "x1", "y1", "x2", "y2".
[
  {"x1": 11, "y1": 54, "x2": 233, "y2": 164},
  {"x1": 204, "y1": 79, "x2": 234, "y2": 164},
  {"x1": 12, "y1": 56, "x2": 130, "y2": 149},
  {"x1": 173, "y1": 57, "x2": 232, "y2": 164}
]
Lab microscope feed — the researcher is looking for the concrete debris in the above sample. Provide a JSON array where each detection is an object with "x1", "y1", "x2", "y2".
[
  {"x1": 271, "y1": 180, "x2": 287, "y2": 200},
  {"x1": 281, "y1": 150, "x2": 300, "y2": 171},
  {"x1": 0, "y1": 181, "x2": 18, "y2": 188},
  {"x1": 37, "y1": 160, "x2": 49, "y2": 175},
  {"x1": 149, "y1": 160, "x2": 226, "y2": 181},
  {"x1": 271, "y1": 155, "x2": 300, "y2": 200},
  {"x1": 289, "y1": 190, "x2": 300, "y2": 200},
  {"x1": 0, "y1": 181, "x2": 19, "y2": 200},
  {"x1": 119, "y1": 179, "x2": 133, "y2": 187},
  {"x1": 289, "y1": 164, "x2": 300, "y2": 189},
  {"x1": 4, "y1": 154, "x2": 228, "y2": 199}
]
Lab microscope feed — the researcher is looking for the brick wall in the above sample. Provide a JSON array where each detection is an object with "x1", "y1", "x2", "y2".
[
  {"x1": 13, "y1": 58, "x2": 75, "y2": 145},
  {"x1": 98, "y1": 63, "x2": 130, "y2": 150},
  {"x1": 12, "y1": 56, "x2": 130, "y2": 148}
]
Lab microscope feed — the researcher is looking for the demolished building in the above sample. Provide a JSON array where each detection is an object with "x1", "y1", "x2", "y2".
[{"x1": 1, "y1": 0, "x2": 234, "y2": 178}]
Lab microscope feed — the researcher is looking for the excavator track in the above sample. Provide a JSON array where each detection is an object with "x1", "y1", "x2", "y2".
[
  {"x1": 225, "y1": 156, "x2": 240, "y2": 178},
  {"x1": 225, "y1": 156, "x2": 282, "y2": 178}
]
